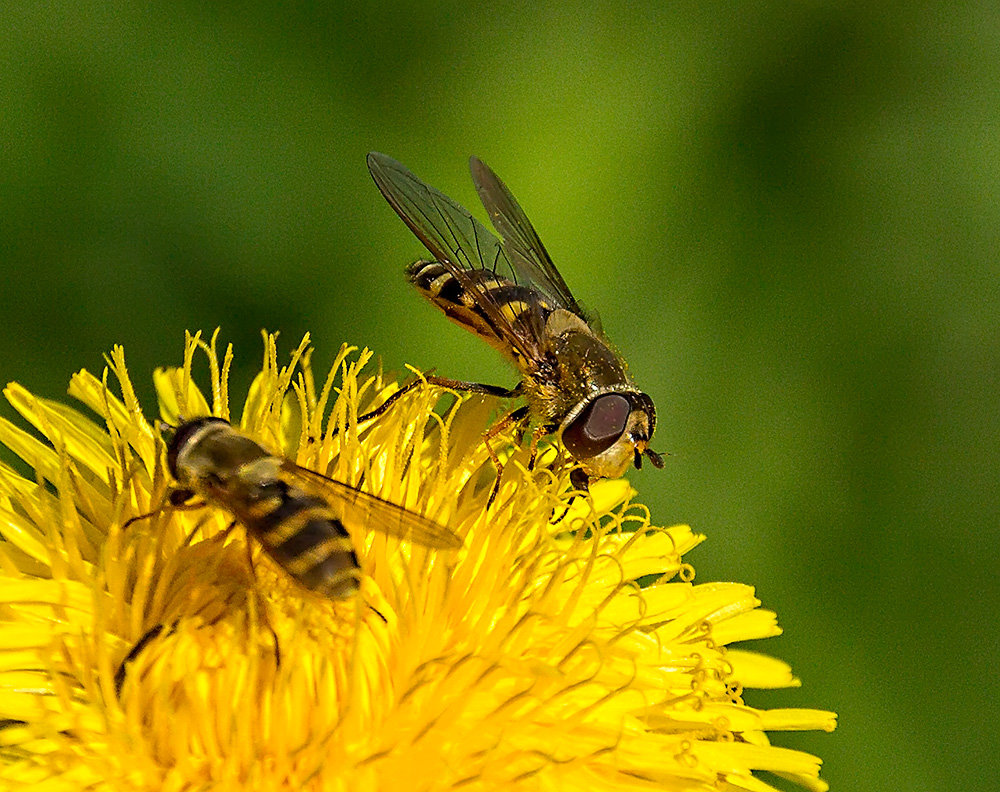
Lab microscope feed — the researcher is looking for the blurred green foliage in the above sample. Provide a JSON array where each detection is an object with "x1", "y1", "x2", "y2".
[{"x1": 3, "y1": 3, "x2": 998, "y2": 790}]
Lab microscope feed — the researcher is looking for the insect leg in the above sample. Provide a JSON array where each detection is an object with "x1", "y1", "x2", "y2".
[
  {"x1": 114, "y1": 623, "x2": 168, "y2": 697},
  {"x1": 121, "y1": 505, "x2": 167, "y2": 532},
  {"x1": 0, "y1": 719, "x2": 27, "y2": 729},
  {"x1": 352, "y1": 375, "x2": 520, "y2": 428},
  {"x1": 422, "y1": 375, "x2": 520, "y2": 399},
  {"x1": 483, "y1": 405, "x2": 530, "y2": 508},
  {"x1": 122, "y1": 490, "x2": 206, "y2": 532},
  {"x1": 239, "y1": 527, "x2": 281, "y2": 668},
  {"x1": 353, "y1": 378, "x2": 424, "y2": 425},
  {"x1": 569, "y1": 467, "x2": 591, "y2": 493},
  {"x1": 525, "y1": 424, "x2": 551, "y2": 472},
  {"x1": 547, "y1": 467, "x2": 592, "y2": 524}
]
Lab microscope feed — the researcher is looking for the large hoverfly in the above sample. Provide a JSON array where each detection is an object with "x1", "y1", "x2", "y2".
[
  {"x1": 161, "y1": 416, "x2": 461, "y2": 599},
  {"x1": 366, "y1": 152, "x2": 663, "y2": 495}
]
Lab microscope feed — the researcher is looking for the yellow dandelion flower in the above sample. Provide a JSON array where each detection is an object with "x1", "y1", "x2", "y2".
[{"x1": 0, "y1": 331, "x2": 836, "y2": 791}]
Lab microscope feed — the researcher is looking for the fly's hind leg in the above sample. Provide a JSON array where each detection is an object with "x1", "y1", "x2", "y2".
[
  {"x1": 353, "y1": 375, "x2": 520, "y2": 426},
  {"x1": 352, "y1": 373, "x2": 528, "y2": 509},
  {"x1": 418, "y1": 379, "x2": 529, "y2": 508},
  {"x1": 114, "y1": 623, "x2": 168, "y2": 697},
  {"x1": 422, "y1": 376, "x2": 519, "y2": 400},
  {"x1": 239, "y1": 531, "x2": 281, "y2": 669},
  {"x1": 352, "y1": 378, "x2": 423, "y2": 426}
]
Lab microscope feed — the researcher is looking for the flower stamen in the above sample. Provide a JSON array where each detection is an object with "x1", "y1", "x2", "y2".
[{"x1": 0, "y1": 332, "x2": 835, "y2": 791}]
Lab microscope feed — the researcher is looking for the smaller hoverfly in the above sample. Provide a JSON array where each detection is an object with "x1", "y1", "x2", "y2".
[
  {"x1": 115, "y1": 415, "x2": 459, "y2": 694},
  {"x1": 366, "y1": 153, "x2": 663, "y2": 497},
  {"x1": 160, "y1": 416, "x2": 461, "y2": 599}
]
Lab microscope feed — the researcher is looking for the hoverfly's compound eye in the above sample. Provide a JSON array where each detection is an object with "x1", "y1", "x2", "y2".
[{"x1": 562, "y1": 394, "x2": 632, "y2": 459}]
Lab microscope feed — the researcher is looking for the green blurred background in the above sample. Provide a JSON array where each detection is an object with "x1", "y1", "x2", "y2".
[{"x1": 3, "y1": 3, "x2": 997, "y2": 789}]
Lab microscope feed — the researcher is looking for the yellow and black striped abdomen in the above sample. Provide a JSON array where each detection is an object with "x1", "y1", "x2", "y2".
[
  {"x1": 407, "y1": 260, "x2": 552, "y2": 352},
  {"x1": 242, "y1": 477, "x2": 360, "y2": 599},
  {"x1": 168, "y1": 418, "x2": 458, "y2": 602}
]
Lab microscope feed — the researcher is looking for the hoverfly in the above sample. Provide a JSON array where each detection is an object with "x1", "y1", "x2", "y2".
[
  {"x1": 116, "y1": 415, "x2": 460, "y2": 695},
  {"x1": 162, "y1": 416, "x2": 461, "y2": 599},
  {"x1": 366, "y1": 152, "x2": 663, "y2": 497}
]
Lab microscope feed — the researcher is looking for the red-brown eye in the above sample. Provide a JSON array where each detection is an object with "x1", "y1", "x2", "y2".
[{"x1": 562, "y1": 394, "x2": 632, "y2": 459}]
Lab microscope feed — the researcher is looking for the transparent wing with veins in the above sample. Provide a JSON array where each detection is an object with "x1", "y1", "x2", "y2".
[
  {"x1": 469, "y1": 156, "x2": 586, "y2": 318},
  {"x1": 367, "y1": 152, "x2": 546, "y2": 364},
  {"x1": 283, "y1": 461, "x2": 462, "y2": 550}
]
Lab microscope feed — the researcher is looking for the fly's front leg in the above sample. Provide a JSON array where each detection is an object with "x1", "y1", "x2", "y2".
[
  {"x1": 525, "y1": 423, "x2": 557, "y2": 472},
  {"x1": 483, "y1": 405, "x2": 530, "y2": 508},
  {"x1": 548, "y1": 467, "x2": 592, "y2": 524},
  {"x1": 122, "y1": 488, "x2": 205, "y2": 531},
  {"x1": 569, "y1": 467, "x2": 591, "y2": 494}
]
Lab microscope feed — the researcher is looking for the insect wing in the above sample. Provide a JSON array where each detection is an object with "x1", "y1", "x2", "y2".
[
  {"x1": 368, "y1": 153, "x2": 507, "y2": 277},
  {"x1": 367, "y1": 152, "x2": 541, "y2": 363},
  {"x1": 469, "y1": 156, "x2": 585, "y2": 317},
  {"x1": 283, "y1": 461, "x2": 462, "y2": 551}
]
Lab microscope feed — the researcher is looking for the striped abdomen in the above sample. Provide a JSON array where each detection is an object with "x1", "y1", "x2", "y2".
[
  {"x1": 168, "y1": 418, "x2": 362, "y2": 600},
  {"x1": 240, "y1": 471, "x2": 360, "y2": 599},
  {"x1": 407, "y1": 259, "x2": 553, "y2": 354}
]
